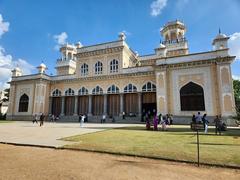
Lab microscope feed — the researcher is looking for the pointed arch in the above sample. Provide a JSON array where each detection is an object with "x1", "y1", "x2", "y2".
[
  {"x1": 107, "y1": 85, "x2": 120, "y2": 94},
  {"x1": 78, "y1": 87, "x2": 88, "y2": 95},
  {"x1": 92, "y1": 86, "x2": 103, "y2": 95},
  {"x1": 124, "y1": 83, "x2": 137, "y2": 93},
  {"x1": 18, "y1": 94, "x2": 29, "y2": 112},
  {"x1": 142, "y1": 82, "x2": 156, "y2": 92},
  {"x1": 52, "y1": 89, "x2": 61, "y2": 96},
  {"x1": 180, "y1": 82, "x2": 205, "y2": 111},
  {"x1": 65, "y1": 88, "x2": 75, "y2": 96}
]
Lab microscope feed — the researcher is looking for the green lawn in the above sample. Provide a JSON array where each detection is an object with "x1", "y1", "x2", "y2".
[
  {"x1": 0, "y1": 120, "x2": 12, "y2": 123},
  {"x1": 63, "y1": 125, "x2": 240, "y2": 167}
]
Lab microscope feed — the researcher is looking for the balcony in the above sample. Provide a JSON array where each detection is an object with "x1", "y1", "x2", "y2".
[
  {"x1": 56, "y1": 59, "x2": 76, "y2": 68},
  {"x1": 162, "y1": 38, "x2": 187, "y2": 45}
]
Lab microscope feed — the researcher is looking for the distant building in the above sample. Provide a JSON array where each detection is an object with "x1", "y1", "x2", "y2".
[{"x1": 7, "y1": 21, "x2": 236, "y2": 123}]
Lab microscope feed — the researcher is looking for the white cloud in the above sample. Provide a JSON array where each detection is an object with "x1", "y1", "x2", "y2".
[
  {"x1": 0, "y1": 14, "x2": 10, "y2": 38},
  {"x1": 150, "y1": 0, "x2": 167, "y2": 17},
  {"x1": 53, "y1": 32, "x2": 68, "y2": 50},
  {"x1": 229, "y1": 32, "x2": 240, "y2": 60},
  {"x1": 0, "y1": 46, "x2": 34, "y2": 91},
  {"x1": 232, "y1": 75, "x2": 240, "y2": 80}
]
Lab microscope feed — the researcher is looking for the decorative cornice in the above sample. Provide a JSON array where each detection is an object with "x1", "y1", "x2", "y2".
[
  {"x1": 76, "y1": 46, "x2": 124, "y2": 58},
  {"x1": 50, "y1": 71, "x2": 155, "y2": 84},
  {"x1": 155, "y1": 56, "x2": 233, "y2": 71}
]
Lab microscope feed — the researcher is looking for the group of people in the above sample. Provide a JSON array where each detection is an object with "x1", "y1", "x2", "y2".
[
  {"x1": 145, "y1": 112, "x2": 173, "y2": 131},
  {"x1": 192, "y1": 112, "x2": 225, "y2": 135},
  {"x1": 50, "y1": 114, "x2": 60, "y2": 122},
  {"x1": 192, "y1": 112, "x2": 209, "y2": 133},
  {"x1": 32, "y1": 113, "x2": 45, "y2": 127}
]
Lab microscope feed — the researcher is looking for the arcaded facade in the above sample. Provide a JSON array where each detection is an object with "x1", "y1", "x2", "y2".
[{"x1": 7, "y1": 21, "x2": 236, "y2": 123}]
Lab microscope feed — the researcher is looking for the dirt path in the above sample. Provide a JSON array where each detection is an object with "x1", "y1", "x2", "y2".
[{"x1": 0, "y1": 144, "x2": 239, "y2": 180}]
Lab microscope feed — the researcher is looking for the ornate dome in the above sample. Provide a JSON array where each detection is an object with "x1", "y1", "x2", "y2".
[
  {"x1": 158, "y1": 43, "x2": 166, "y2": 48},
  {"x1": 215, "y1": 33, "x2": 227, "y2": 39},
  {"x1": 39, "y1": 63, "x2": 47, "y2": 68}
]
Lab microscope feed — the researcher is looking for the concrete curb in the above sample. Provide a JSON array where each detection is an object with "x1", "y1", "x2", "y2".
[{"x1": 1, "y1": 142, "x2": 239, "y2": 170}]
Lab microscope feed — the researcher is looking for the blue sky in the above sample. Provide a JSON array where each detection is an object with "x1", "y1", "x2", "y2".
[{"x1": 0, "y1": 0, "x2": 239, "y2": 90}]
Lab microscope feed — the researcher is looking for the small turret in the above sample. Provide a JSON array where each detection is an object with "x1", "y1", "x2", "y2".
[
  {"x1": 37, "y1": 62, "x2": 47, "y2": 74},
  {"x1": 155, "y1": 42, "x2": 167, "y2": 57},
  {"x1": 75, "y1": 41, "x2": 83, "y2": 48},
  {"x1": 12, "y1": 66, "x2": 22, "y2": 77},
  {"x1": 118, "y1": 32, "x2": 126, "y2": 41},
  {"x1": 212, "y1": 29, "x2": 229, "y2": 50}
]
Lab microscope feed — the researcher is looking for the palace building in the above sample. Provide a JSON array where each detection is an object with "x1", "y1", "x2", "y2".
[{"x1": 7, "y1": 20, "x2": 236, "y2": 123}]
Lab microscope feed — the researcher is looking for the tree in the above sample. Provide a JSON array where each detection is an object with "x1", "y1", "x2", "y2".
[
  {"x1": 2, "y1": 88, "x2": 10, "y2": 102},
  {"x1": 233, "y1": 80, "x2": 240, "y2": 124},
  {"x1": 233, "y1": 80, "x2": 240, "y2": 101}
]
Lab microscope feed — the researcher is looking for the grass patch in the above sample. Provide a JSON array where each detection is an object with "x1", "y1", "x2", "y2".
[
  {"x1": 63, "y1": 125, "x2": 240, "y2": 167},
  {"x1": 0, "y1": 120, "x2": 13, "y2": 123}
]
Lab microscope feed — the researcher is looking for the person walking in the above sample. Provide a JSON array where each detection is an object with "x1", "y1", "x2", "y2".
[
  {"x1": 32, "y1": 114, "x2": 38, "y2": 124},
  {"x1": 160, "y1": 116, "x2": 166, "y2": 131},
  {"x1": 158, "y1": 113, "x2": 162, "y2": 124},
  {"x1": 170, "y1": 114, "x2": 173, "y2": 125},
  {"x1": 80, "y1": 114, "x2": 85, "y2": 127},
  {"x1": 153, "y1": 114, "x2": 158, "y2": 131},
  {"x1": 122, "y1": 111, "x2": 125, "y2": 120},
  {"x1": 146, "y1": 114, "x2": 150, "y2": 130},
  {"x1": 214, "y1": 115, "x2": 222, "y2": 135},
  {"x1": 192, "y1": 114, "x2": 196, "y2": 123},
  {"x1": 202, "y1": 114, "x2": 209, "y2": 134},
  {"x1": 39, "y1": 113, "x2": 45, "y2": 127},
  {"x1": 51, "y1": 114, "x2": 55, "y2": 122}
]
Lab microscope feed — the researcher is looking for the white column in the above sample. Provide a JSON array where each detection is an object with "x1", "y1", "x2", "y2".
[
  {"x1": 104, "y1": 94, "x2": 107, "y2": 115},
  {"x1": 138, "y1": 92, "x2": 142, "y2": 117},
  {"x1": 60, "y1": 96, "x2": 65, "y2": 116},
  {"x1": 88, "y1": 95, "x2": 92, "y2": 116},
  {"x1": 74, "y1": 96, "x2": 78, "y2": 116},
  {"x1": 120, "y1": 94, "x2": 124, "y2": 116}
]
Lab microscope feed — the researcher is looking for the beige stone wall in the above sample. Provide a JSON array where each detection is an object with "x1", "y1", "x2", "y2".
[
  {"x1": 76, "y1": 52, "x2": 122, "y2": 77},
  {"x1": 14, "y1": 83, "x2": 35, "y2": 116},
  {"x1": 50, "y1": 74, "x2": 156, "y2": 96},
  {"x1": 217, "y1": 64, "x2": 236, "y2": 116},
  {"x1": 170, "y1": 66, "x2": 215, "y2": 116},
  {"x1": 7, "y1": 84, "x2": 16, "y2": 116},
  {"x1": 156, "y1": 71, "x2": 168, "y2": 115}
]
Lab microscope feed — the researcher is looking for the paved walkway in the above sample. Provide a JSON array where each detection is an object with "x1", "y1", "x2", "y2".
[{"x1": 0, "y1": 121, "x2": 136, "y2": 147}]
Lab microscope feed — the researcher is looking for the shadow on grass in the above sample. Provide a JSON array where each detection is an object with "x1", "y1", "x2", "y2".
[
  {"x1": 116, "y1": 126, "x2": 240, "y2": 137},
  {"x1": 189, "y1": 142, "x2": 240, "y2": 146}
]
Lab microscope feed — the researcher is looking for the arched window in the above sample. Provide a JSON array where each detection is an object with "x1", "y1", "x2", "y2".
[
  {"x1": 180, "y1": 82, "x2": 205, "y2": 111},
  {"x1": 92, "y1": 86, "x2": 103, "y2": 95},
  {"x1": 110, "y1": 59, "x2": 118, "y2": 73},
  {"x1": 124, "y1": 84, "x2": 137, "y2": 93},
  {"x1": 81, "y1": 63, "x2": 88, "y2": 76},
  {"x1": 65, "y1": 88, "x2": 75, "y2": 96},
  {"x1": 78, "y1": 87, "x2": 88, "y2": 95},
  {"x1": 52, "y1": 89, "x2": 61, "y2": 96},
  {"x1": 18, "y1": 94, "x2": 29, "y2": 112},
  {"x1": 95, "y1": 61, "x2": 103, "y2": 74},
  {"x1": 142, "y1": 82, "x2": 156, "y2": 92},
  {"x1": 67, "y1": 52, "x2": 72, "y2": 60},
  {"x1": 107, "y1": 85, "x2": 120, "y2": 94}
]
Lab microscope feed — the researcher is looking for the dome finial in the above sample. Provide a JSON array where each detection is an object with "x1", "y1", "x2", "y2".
[{"x1": 219, "y1": 28, "x2": 221, "y2": 34}]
